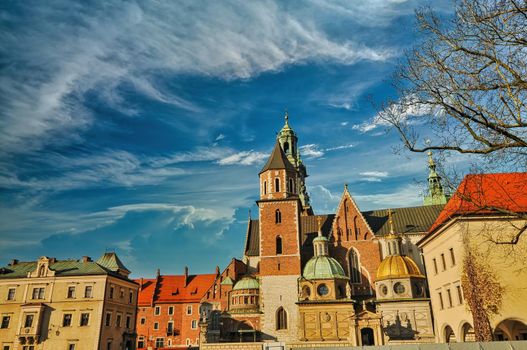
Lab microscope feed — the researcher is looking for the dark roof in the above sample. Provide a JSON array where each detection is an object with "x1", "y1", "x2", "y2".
[
  {"x1": 259, "y1": 140, "x2": 296, "y2": 174},
  {"x1": 362, "y1": 204, "x2": 445, "y2": 236},
  {"x1": 0, "y1": 256, "x2": 131, "y2": 280},
  {"x1": 245, "y1": 219, "x2": 260, "y2": 256},
  {"x1": 97, "y1": 252, "x2": 130, "y2": 274}
]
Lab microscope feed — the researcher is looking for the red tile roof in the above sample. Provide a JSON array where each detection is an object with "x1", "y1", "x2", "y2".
[
  {"x1": 135, "y1": 273, "x2": 217, "y2": 306},
  {"x1": 428, "y1": 172, "x2": 527, "y2": 234}
]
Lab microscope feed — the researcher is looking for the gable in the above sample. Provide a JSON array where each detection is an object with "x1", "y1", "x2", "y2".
[{"x1": 332, "y1": 186, "x2": 374, "y2": 241}]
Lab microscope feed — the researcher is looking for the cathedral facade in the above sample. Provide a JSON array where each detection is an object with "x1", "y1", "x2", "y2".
[{"x1": 199, "y1": 115, "x2": 446, "y2": 346}]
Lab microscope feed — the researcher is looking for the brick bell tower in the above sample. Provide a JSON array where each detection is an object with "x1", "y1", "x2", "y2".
[{"x1": 258, "y1": 113, "x2": 305, "y2": 342}]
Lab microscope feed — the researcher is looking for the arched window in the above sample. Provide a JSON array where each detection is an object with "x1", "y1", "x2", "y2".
[
  {"x1": 38, "y1": 265, "x2": 46, "y2": 277},
  {"x1": 275, "y1": 209, "x2": 282, "y2": 224},
  {"x1": 276, "y1": 236, "x2": 283, "y2": 255},
  {"x1": 263, "y1": 181, "x2": 267, "y2": 195},
  {"x1": 284, "y1": 142, "x2": 290, "y2": 153},
  {"x1": 348, "y1": 248, "x2": 361, "y2": 284},
  {"x1": 276, "y1": 307, "x2": 287, "y2": 330},
  {"x1": 288, "y1": 178, "x2": 294, "y2": 193},
  {"x1": 275, "y1": 178, "x2": 280, "y2": 192}
]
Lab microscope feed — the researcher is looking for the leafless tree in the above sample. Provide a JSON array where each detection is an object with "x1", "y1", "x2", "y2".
[{"x1": 381, "y1": 0, "x2": 527, "y2": 169}]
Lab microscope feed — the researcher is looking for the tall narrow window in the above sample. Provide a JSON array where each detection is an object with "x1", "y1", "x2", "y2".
[
  {"x1": 276, "y1": 236, "x2": 283, "y2": 255},
  {"x1": 447, "y1": 289, "x2": 453, "y2": 307},
  {"x1": 275, "y1": 209, "x2": 282, "y2": 224},
  {"x1": 449, "y1": 248, "x2": 456, "y2": 266},
  {"x1": 438, "y1": 292, "x2": 444, "y2": 310},
  {"x1": 441, "y1": 253, "x2": 446, "y2": 271},
  {"x1": 84, "y1": 285, "x2": 93, "y2": 298},
  {"x1": 456, "y1": 285, "x2": 463, "y2": 304},
  {"x1": 284, "y1": 142, "x2": 289, "y2": 153},
  {"x1": 348, "y1": 248, "x2": 361, "y2": 284},
  {"x1": 276, "y1": 307, "x2": 287, "y2": 330},
  {"x1": 263, "y1": 181, "x2": 267, "y2": 195},
  {"x1": 288, "y1": 178, "x2": 294, "y2": 193},
  {"x1": 432, "y1": 258, "x2": 438, "y2": 274},
  {"x1": 275, "y1": 178, "x2": 280, "y2": 192}
]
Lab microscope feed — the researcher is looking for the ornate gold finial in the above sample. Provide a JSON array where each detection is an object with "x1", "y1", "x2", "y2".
[
  {"x1": 344, "y1": 183, "x2": 348, "y2": 190},
  {"x1": 428, "y1": 150, "x2": 435, "y2": 167},
  {"x1": 388, "y1": 209, "x2": 395, "y2": 235},
  {"x1": 317, "y1": 216, "x2": 323, "y2": 236}
]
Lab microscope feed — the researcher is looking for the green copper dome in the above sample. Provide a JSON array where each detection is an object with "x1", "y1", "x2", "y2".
[
  {"x1": 232, "y1": 277, "x2": 259, "y2": 291},
  {"x1": 303, "y1": 256, "x2": 348, "y2": 280}
]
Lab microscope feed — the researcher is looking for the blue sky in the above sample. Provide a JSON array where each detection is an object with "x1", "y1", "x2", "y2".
[{"x1": 0, "y1": 0, "x2": 458, "y2": 277}]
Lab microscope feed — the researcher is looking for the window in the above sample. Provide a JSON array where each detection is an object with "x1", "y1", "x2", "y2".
[
  {"x1": 263, "y1": 181, "x2": 267, "y2": 195},
  {"x1": 288, "y1": 178, "x2": 294, "y2": 193},
  {"x1": 155, "y1": 338, "x2": 164, "y2": 348},
  {"x1": 276, "y1": 236, "x2": 283, "y2": 255},
  {"x1": 63, "y1": 313, "x2": 72, "y2": 327},
  {"x1": 276, "y1": 307, "x2": 287, "y2": 330},
  {"x1": 447, "y1": 289, "x2": 453, "y2": 307},
  {"x1": 109, "y1": 286, "x2": 114, "y2": 299},
  {"x1": 24, "y1": 314, "x2": 34, "y2": 328},
  {"x1": 67, "y1": 286, "x2": 75, "y2": 298},
  {"x1": 153, "y1": 322, "x2": 159, "y2": 330},
  {"x1": 275, "y1": 209, "x2": 282, "y2": 224},
  {"x1": 167, "y1": 321, "x2": 174, "y2": 334},
  {"x1": 1, "y1": 316, "x2": 10, "y2": 328},
  {"x1": 168, "y1": 306, "x2": 174, "y2": 315},
  {"x1": 3, "y1": 345, "x2": 10, "y2": 350},
  {"x1": 80, "y1": 313, "x2": 89, "y2": 326},
  {"x1": 457, "y1": 285, "x2": 463, "y2": 304},
  {"x1": 186, "y1": 339, "x2": 191, "y2": 346},
  {"x1": 68, "y1": 344, "x2": 76, "y2": 350},
  {"x1": 126, "y1": 315, "x2": 131, "y2": 329},
  {"x1": 191, "y1": 320, "x2": 198, "y2": 329},
  {"x1": 348, "y1": 248, "x2": 361, "y2": 284},
  {"x1": 107, "y1": 341, "x2": 112, "y2": 350},
  {"x1": 120, "y1": 289, "x2": 124, "y2": 299},
  {"x1": 438, "y1": 292, "x2": 444, "y2": 310},
  {"x1": 116, "y1": 314, "x2": 122, "y2": 327},
  {"x1": 186, "y1": 305, "x2": 192, "y2": 315},
  {"x1": 432, "y1": 258, "x2": 438, "y2": 274},
  {"x1": 449, "y1": 248, "x2": 456, "y2": 266},
  {"x1": 105, "y1": 313, "x2": 111, "y2": 327},
  {"x1": 284, "y1": 141, "x2": 289, "y2": 153},
  {"x1": 441, "y1": 253, "x2": 446, "y2": 271},
  {"x1": 275, "y1": 178, "x2": 280, "y2": 192},
  {"x1": 31, "y1": 287, "x2": 44, "y2": 299},
  {"x1": 154, "y1": 306, "x2": 160, "y2": 315},
  {"x1": 129, "y1": 291, "x2": 133, "y2": 303},
  {"x1": 137, "y1": 339, "x2": 145, "y2": 348},
  {"x1": 22, "y1": 347, "x2": 34, "y2": 350},
  {"x1": 7, "y1": 288, "x2": 15, "y2": 300},
  {"x1": 84, "y1": 285, "x2": 93, "y2": 298},
  {"x1": 140, "y1": 317, "x2": 146, "y2": 325}
]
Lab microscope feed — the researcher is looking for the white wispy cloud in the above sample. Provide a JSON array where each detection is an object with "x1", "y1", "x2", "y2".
[
  {"x1": 341, "y1": 121, "x2": 349, "y2": 126},
  {"x1": 353, "y1": 95, "x2": 443, "y2": 133},
  {"x1": 0, "y1": 1, "x2": 394, "y2": 155},
  {"x1": 300, "y1": 143, "x2": 354, "y2": 158},
  {"x1": 359, "y1": 171, "x2": 389, "y2": 181},
  {"x1": 217, "y1": 150, "x2": 268, "y2": 166}
]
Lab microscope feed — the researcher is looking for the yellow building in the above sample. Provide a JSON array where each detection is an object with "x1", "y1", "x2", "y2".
[
  {"x1": 0, "y1": 253, "x2": 138, "y2": 350},
  {"x1": 418, "y1": 173, "x2": 527, "y2": 343}
]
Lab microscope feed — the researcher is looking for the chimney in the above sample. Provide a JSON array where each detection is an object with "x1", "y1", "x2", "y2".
[
  {"x1": 9, "y1": 259, "x2": 19, "y2": 266},
  {"x1": 184, "y1": 266, "x2": 189, "y2": 287},
  {"x1": 139, "y1": 278, "x2": 144, "y2": 291},
  {"x1": 82, "y1": 256, "x2": 91, "y2": 263},
  {"x1": 215, "y1": 265, "x2": 220, "y2": 276},
  {"x1": 156, "y1": 268, "x2": 161, "y2": 278}
]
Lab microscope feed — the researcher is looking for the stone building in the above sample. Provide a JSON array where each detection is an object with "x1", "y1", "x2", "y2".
[
  {"x1": 135, "y1": 267, "x2": 216, "y2": 349},
  {"x1": 199, "y1": 114, "x2": 445, "y2": 347},
  {"x1": 418, "y1": 172, "x2": 527, "y2": 343},
  {"x1": 0, "y1": 253, "x2": 137, "y2": 350}
]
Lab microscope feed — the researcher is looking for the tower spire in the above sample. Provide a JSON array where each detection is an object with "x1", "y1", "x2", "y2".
[
  {"x1": 423, "y1": 151, "x2": 450, "y2": 206},
  {"x1": 385, "y1": 209, "x2": 402, "y2": 256},
  {"x1": 313, "y1": 216, "x2": 328, "y2": 256}
]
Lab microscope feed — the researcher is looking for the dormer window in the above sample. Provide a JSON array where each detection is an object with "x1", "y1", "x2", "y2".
[{"x1": 38, "y1": 265, "x2": 46, "y2": 277}]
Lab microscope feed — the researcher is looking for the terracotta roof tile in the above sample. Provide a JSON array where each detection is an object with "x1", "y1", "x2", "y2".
[
  {"x1": 429, "y1": 172, "x2": 527, "y2": 233},
  {"x1": 135, "y1": 274, "x2": 216, "y2": 306}
]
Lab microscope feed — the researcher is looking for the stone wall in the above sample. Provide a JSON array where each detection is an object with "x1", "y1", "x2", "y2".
[{"x1": 201, "y1": 342, "x2": 264, "y2": 350}]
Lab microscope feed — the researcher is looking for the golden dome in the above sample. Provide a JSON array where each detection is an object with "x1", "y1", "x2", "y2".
[{"x1": 376, "y1": 256, "x2": 424, "y2": 281}]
